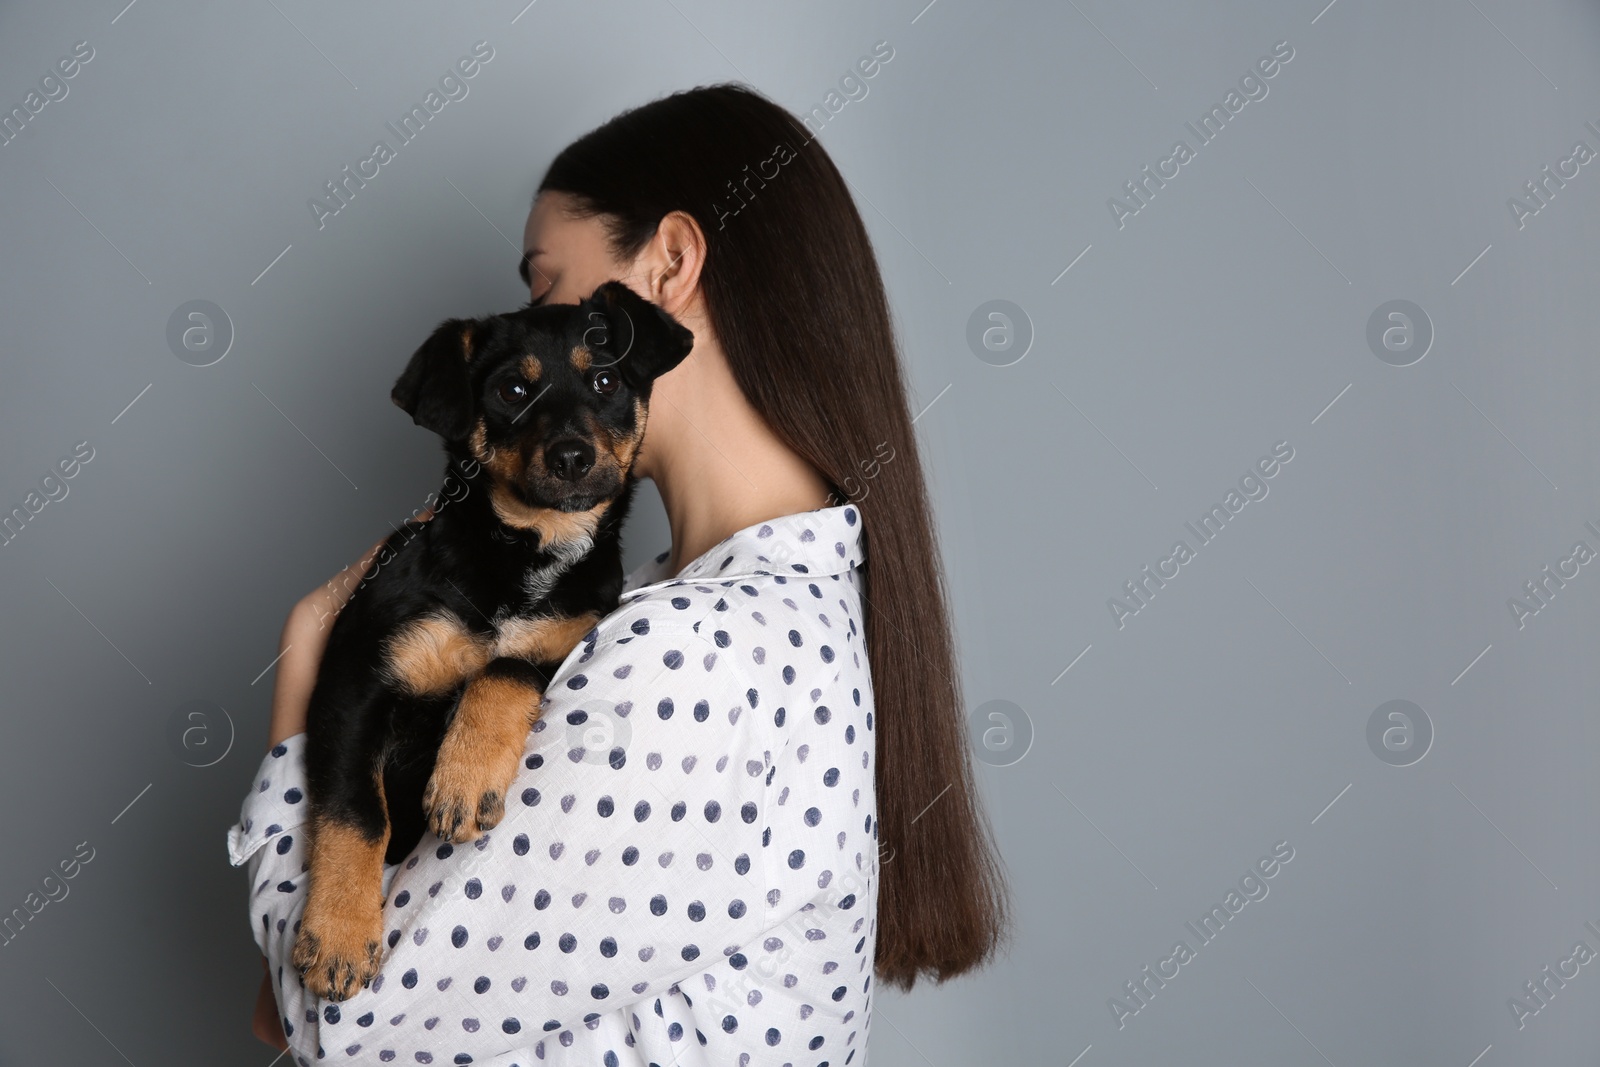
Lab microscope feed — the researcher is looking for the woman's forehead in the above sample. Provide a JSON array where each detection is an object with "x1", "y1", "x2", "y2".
[{"x1": 522, "y1": 191, "x2": 593, "y2": 251}]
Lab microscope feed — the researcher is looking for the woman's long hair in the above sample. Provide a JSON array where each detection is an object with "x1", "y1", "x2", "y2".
[{"x1": 539, "y1": 83, "x2": 1009, "y2": 990}]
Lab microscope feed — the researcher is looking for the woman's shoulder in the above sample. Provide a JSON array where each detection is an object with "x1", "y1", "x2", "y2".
[
  {"x1": 617, "y1": 503, "x2": 865, "y2": 603},
  {"x1": 591, "y1": 553, "x2": 870, "y2": 707},
  {"x1": 605, "y1": 502, "x2": 868, "y2": 661},
  {"x1": 539, "y1": 504, "x2": 872, "y2": 761}
]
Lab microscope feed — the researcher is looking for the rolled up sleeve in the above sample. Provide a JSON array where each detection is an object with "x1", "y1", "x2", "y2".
[
  {"x1": 227, "y1": 734, "x2": 311, "y2": 869},
  {"x1": 227, "y1": 733, "x2": 316, "y2": 968}
]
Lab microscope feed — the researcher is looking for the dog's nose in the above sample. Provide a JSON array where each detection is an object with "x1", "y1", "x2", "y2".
[{"x1": 545, "y1": 438, "x2": 595, "y2": 482}]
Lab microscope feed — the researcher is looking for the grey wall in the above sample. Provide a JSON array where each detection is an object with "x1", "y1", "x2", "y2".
[{"x1": 2, "y1": 0, "x2": 1598, "y2": 1063}]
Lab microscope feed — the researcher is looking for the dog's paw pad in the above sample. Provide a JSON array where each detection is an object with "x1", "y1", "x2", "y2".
[
  {"x1": 424, "y1": 793, "x2": 477, "y2": 843},
  {"x1": 475, "y1": 789, "x2": 504, "y2": 831},
  {"x1": 425, "y1": 761, "x2": 513, "y2": 843},
  {"x1": 293, "y1": 916, "x2": 382, "y2": 1002}
]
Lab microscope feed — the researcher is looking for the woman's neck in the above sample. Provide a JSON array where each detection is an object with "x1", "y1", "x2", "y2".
[
  {"x1": 637, "y1": 347, "x2": 832, "y2": 578},
  {"x1": 654, "y1": 462, "x2": 832, "y2": 579}
]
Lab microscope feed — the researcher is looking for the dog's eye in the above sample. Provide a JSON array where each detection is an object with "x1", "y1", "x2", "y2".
[
  {"x1": 592, "y1": 371, "x2": 620, "y2": 397},
  {"x1": 497, "y1": 380, "x2": 529, "y2": 404}
]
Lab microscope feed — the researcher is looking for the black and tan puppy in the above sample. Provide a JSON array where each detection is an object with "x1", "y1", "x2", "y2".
[{"x1": 290, "y1": 280, "x2": 693, "y2": 1001}]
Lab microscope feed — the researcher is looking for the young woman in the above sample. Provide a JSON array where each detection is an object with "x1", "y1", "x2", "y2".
[{"x1": 233, "y1": 83, "x2": 1009, "y2": 1065}]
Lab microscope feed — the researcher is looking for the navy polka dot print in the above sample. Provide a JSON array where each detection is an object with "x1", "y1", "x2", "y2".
[{"x1": 226, "y1": 505, "x2": 878, "y2": 1065}]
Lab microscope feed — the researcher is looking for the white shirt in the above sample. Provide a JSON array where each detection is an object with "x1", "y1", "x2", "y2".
[{"x1": 227, "y1": 503, "x2": 878, "y2": 1067}]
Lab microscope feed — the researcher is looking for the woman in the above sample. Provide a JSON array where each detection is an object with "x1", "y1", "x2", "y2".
[{"x1": 231, "y1": 83, "x2": 1009, "y2": 1065}]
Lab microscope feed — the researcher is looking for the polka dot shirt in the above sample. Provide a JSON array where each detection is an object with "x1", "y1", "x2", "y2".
[{"x1": 227, "y1": 504, "x2": 878, "y2": 1066}]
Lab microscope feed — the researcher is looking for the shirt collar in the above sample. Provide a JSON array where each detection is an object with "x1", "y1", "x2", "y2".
[{"x1": 621, "y1": 503, "x2": 865, "y2": 600}]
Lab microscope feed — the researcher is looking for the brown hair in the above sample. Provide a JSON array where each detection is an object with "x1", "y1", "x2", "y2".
[{"x1": 538, "y1": 83, "x2": 1010, "y2": 990}]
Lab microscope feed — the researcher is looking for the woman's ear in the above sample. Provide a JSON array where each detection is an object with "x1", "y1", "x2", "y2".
[
  {"x1": 391, "y1": 317, "x2": 480, "y2": 440},
  {"x1": 580, "y1": 282, "x2": 695, "y2": 388},
  {"x1": 641, "y1": 209, "x2": 706, "y2": 319}
]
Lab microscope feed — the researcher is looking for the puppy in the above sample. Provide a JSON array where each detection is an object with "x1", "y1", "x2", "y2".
[{"x1": 290, "y1": 280, "x2": 693, "y2": 1001}]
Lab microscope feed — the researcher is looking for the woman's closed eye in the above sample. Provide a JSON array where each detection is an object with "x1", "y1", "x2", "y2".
[
  {"x1": 520, "y1": 251, "x2": 557, "y2": 305},
  {"x1": 527, "y1": 275, "x2": 557, "y2": 307}
]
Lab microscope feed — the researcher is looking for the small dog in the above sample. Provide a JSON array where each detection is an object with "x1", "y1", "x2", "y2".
[{"x1": 290, "y1": 280, "x2": 693, "y2": 1001}]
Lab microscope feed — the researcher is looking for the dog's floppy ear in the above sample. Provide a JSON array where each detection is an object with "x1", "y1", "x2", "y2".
[
  {"x1": 579, "y1": 281, "x2": 694, "y2": 388},
  {"x1": 391, "y1": 317, "x2": 482, "y2": 440}
]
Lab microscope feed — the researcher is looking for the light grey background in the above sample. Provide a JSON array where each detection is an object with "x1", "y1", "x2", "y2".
[{"x1": 1, "y1": 0, "x2": 1597, "y2": 1063}]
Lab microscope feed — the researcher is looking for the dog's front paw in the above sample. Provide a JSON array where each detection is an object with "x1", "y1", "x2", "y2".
[
  {"x1": 422, "y1": 776, "x2": 502, "y2": 843},
  {"x1": 423, "y1": 744, "x2": 518, "y2": 843},
  {"x1": 424, "y1": 672, "x2": 539, "y2": 843},
  {"x1": 292, "y1": 906, "x2": 382, "y2": 1003}
]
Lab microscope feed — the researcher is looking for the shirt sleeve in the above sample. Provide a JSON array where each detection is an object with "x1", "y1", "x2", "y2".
[{"x1": 227, "y1": 602, "x2": 806, "y2": 1066}]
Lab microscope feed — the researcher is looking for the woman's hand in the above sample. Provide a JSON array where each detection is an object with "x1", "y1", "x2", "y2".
[
  {"x1": 265, "y1": 513, "x2": 432, "y2": 750},
  {"x1": 251, "y1": 955, "x2": 288, "y2": 1051}
]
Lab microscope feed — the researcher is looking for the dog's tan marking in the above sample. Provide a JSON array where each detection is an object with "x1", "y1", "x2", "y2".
[
  {"x1": 381, "y1": 610, "x2": 491, "y2": 696},
  {"x1": 489, "y1": 487, "x2": 608, "y2": 546},
  {"x1": 469, "y1": 418, "x2": 490, "y2": 463},
  {"x1": 519, "y1": 356, "x2": 543, "y2": 382},
  {"x1": 471, "y1": 415, "x2": 522, "y2": 482},
  {"x1": 482, "y1": 441, "x2": 522, "y2": 482},
  {"x1": 423, "y1": 673, "x2": 543, "y2": 842},
  {"x1": 569, "y1": 345, "x2": 592, "y2": 372},
  {"x1": 460, "y1": 323, "x2": 474, "y2": 361},
  {"x1": 602, "y1": 397, "x2": 648, "y2": 472},
  {"x1": 293, "y1": 806, "x2": 389, "y2": 1001},
  {"x1": 494, "y1": 612, "x2": 602, "y2": 663}
]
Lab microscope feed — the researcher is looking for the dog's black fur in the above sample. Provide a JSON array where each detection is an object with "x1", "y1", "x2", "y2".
[{"x1": 291, "y1": 280, "x2": 692, "y2": 1000}]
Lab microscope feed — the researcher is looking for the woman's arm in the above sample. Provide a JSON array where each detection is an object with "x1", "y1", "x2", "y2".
[
  {"x1": 228, "y1": 595, "x2": 822, "y2": 1064},
  {"x1": 266, "y1": 532, "x2": 394, "y2": 750},
  {"x1": 244, "y1": 525, "x2": 420, "y2": 1051}
]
